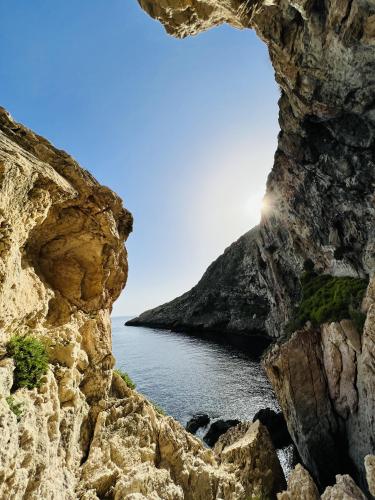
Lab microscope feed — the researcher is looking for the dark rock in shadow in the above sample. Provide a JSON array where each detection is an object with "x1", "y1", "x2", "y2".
[
  {"x1": 253, "y1": 408, "x2": 292, "y2": 449},
  {"x1": 186, "y1": 414, "x2": 210, "y2": 434},
  {"x1": 203, "y1": 419, "x2": 240, "y2": 447}
]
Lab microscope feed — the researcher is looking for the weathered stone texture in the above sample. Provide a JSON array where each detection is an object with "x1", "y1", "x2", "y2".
[
  {"x1": 131, "y1": 0, "x2": 375, "y2": 492},
  {"x1": 0, "y1": 109, "x2": 284, "y2": 499},
  {"x1": 264, "y1": 279, "x2": 375, "y2": 492},
  {"x1": 131, "y1": 0, "x2": 375, "y2": 341}
]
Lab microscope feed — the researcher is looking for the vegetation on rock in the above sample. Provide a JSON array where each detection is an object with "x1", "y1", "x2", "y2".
[
  {"x1": 114, "y1": 368, "x2": 136, "y2": 389},
  {"x1": 7, "y1": 336, "x2": 49, "y2": 390},
  {"x1": 286, "y1": 266, "x2": 368, "y2": 334},
  {"x1": 6, "y1": 396, "x2": 23, "y2": 420}
]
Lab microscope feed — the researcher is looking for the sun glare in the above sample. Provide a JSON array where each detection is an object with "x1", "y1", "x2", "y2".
[{"x1": 245, "y1": 192, "x2": 270, "y2": 222}]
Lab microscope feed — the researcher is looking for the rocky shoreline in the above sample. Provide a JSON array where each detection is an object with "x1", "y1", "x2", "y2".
[{"x1": 0, "y1": 0, "x2": 375, "y2": 497}]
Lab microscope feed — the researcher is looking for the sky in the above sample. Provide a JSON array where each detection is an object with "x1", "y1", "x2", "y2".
[{"x1": 0, "y1": 1, "x2": 279, "y2": 316}]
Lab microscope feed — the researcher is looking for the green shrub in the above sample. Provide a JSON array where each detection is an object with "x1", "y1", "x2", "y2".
[
  {"x1": 286, "y1": 272, "x2": 368, "y2": 334},
  {"x1": 6, "y1": 396, "x2": 23, "y2": 420},
  {"x1": 7, "y1": 336, "x2": 49, "y2": 390},
  {"x1": 114, "y1": 368, "x2": 136, "y2": 390}
]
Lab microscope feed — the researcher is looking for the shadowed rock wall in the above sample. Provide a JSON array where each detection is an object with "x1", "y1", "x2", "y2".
[{"x1": 130, "y1": 0, "x2": 375, "y2": 340}]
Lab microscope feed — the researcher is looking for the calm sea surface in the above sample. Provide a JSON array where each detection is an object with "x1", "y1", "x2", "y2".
[
  {"x1": 111, "y1": 316, "x2": 292, "y2": 474},
  {"x1": 112, "y1": 316, "x2": 279, "y2": 424}
]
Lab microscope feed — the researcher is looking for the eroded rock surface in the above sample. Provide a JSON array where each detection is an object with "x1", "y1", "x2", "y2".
[
  {"x1": 0, "y1": 106, "x2": 132, "y2": 499},
  {"x1": 278, "y1": 463, "x2": 372, "y2": 500},
  {"x1": 214, "y1": 421, "x2": 286, "y2": 498},
  {"x1": 277, "y1": 464, "x2": 319, "y2": 500},
  {"x1": 264, "y1": 279, "x2": 375, "y2": 491},
  {"x1": 132, "y1": 0, "x2": 375, "y2": 339},
  {"x1": 0, "y1": 109, "x2": 285, "y2": 499},
  {"x1": 133, "y1": 0, "x2": 375, "y2": 491}
]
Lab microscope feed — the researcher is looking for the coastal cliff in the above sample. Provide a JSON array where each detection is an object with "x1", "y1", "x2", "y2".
[
  {"x1": 129, "y1": 0, "x2": 375, "y2": 493},
  {"x1": 127, "y1": 227, "x2": 270, "y2": 337},
  {"x1": 0, "y1": 108, "x2": 286, "y2": 499},
  {"x1": 129, "y1": 0, "x2": 375, "y2": 340}
]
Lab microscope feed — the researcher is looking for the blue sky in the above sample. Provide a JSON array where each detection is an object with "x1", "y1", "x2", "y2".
[{"x1": 0, "y1": 0, "x2": 279, "y2": 315}]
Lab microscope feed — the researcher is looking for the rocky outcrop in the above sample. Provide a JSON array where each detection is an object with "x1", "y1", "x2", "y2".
[
  {"x1": 0, "y1": 106, "x2": 132, "y2": 498},
  {"x1": 264, "y1": 278, "x2": 375, "y2": 492},
  {"x1": 80, "y1": 393, "x2": 286, "y2": 499},
  {"x1": 278, "y1": 462, "x2": 373, "y2": 500},
  {"x1": 277, "y1": 464, "x2": 320, "y2": 500},
  {"x1": 133, "y1": 0, "x2": 375, "y2": 491},
  {"x1": 214, "y1": 421, "x2": 286, "y2": 498},
  {"x1": 0, "y1": 109, "x2": 286, "y2": 499},
  {"x1": 131, "y1": 0, "x2": 375, "y2": 340},
  {"x1": 127, "y1": 227, "x2": 270, "y2": 337}
]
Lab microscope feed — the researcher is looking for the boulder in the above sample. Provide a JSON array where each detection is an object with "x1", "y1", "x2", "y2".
[
  {"x1": 185, "y1": 413, "x2": 210, "y2": 434},
  {"x1": 277, "y1": 464, "x2": 319, "y2": 500},
  {"x1": 252, "y1": 408, "x2": 292, "y2": 449},
  {"x1": 203, "y1": 419, "x2": 240, "y2": 447},
  {"x1": 215, "y1": 421, "x2": 286, "y2": 498}
]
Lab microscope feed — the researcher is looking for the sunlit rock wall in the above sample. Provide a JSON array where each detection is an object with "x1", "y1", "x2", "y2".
[{"x1": 0, "y1": 108, "x2": 285, "y2": 499}]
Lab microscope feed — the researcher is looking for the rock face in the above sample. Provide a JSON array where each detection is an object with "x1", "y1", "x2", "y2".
[
  {"x1": 131, "y1": 0, "x2": 375, "y2": 340},
  {"x1": 133, "y1": 0, "x2": 375, "y2": 491},
  {"x1": 0, "y1": 109, "x2": 285, "y2": 499},
  {"x1": 252, "y1": 408, "x2": 292, "y2": 449},
  {"x1": 127, "y1": 227, "x2": 270, "y2": 337},
  {"x1": 0, "y1": 106, "x2": 132, "y2": 499},
  {"x1": 264, "y1": 279, "x2": 375, "y2": 492}
]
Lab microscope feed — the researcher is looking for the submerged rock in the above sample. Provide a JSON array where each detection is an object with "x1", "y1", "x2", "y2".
[
  {"x1": 204, "y1": 419, "x2": 241, "y2": 447},
  {"x1": 186, "y1": 413, "x2": 210, "y2": 434},
  {"x1": 252, "y1": 408, "x2": 292, "y2": 449}
]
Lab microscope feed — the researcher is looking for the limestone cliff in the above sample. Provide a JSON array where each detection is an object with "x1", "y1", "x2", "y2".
[
  {"x1": 127, "y1": 227, "x2": 270, "y2": 337},
  {"x1": 264, "y1": 277, "x2": 375, "y2": 492},
  {"x1": 130, "y1": 0, "x2": 375, "y2": 340},
  {"x1": 0, "y1": 108, "x2": 285, "y2": 499},
  {"x1": 130, "y1": 0, "x2": 375, "y2": 493}
]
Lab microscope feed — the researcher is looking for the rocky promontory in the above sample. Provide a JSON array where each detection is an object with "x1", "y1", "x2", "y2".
[{"x1": 127, "y1": 227, "x2": 270, "y2": 337}]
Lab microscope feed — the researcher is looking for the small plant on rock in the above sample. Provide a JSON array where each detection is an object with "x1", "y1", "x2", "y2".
[
  {"x1": 6, "y1": 396, "x2": 24, "y2": 421},
  {"x1": 7, "y1": 335, "x2": 49, "y2": 390},
  {"x1": 286, "y1": 265, "x2": 368, "y2": 334},
  {"x1": 114, "y1": 368, "x2": 136, "y2": 390}
]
